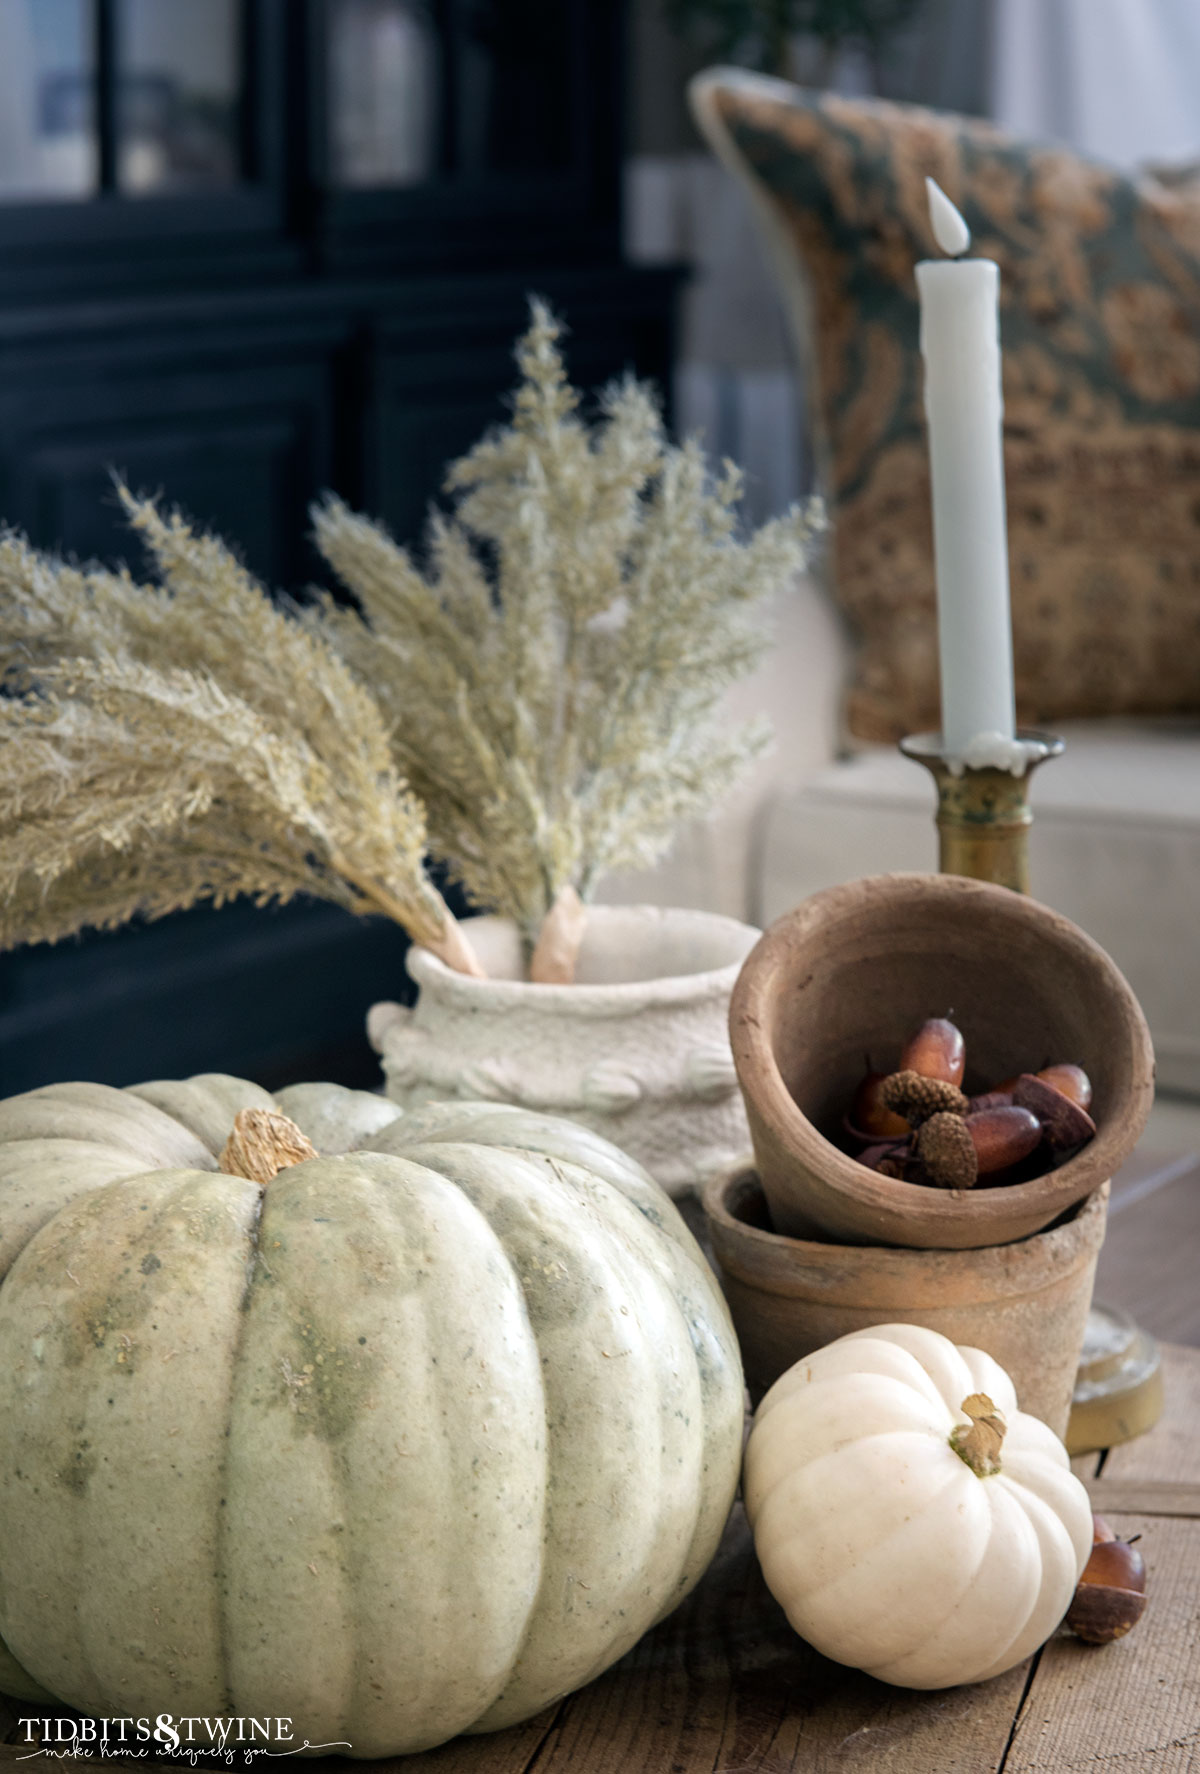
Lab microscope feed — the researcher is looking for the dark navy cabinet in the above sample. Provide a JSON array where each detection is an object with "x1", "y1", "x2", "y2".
[{"x1": 0, "y1": 0, "x2": 678, "y2": 1094}]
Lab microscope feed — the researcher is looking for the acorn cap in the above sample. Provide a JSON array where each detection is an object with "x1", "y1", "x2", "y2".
[
  {"x1": 1012, "y1": 1072, "x2": 1097, "y2": 1150},
  {"x1": 881, "y1": 1069, "x2": 968, "y2": 1126},
  {"x1": 916, "y1": 1111, "x2": 979, "y2": 1189}
]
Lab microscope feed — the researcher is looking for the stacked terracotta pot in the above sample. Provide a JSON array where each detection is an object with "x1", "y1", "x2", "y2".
[{"x1": 703, "y1": 874, "x2": 1155, "y2": 1436}]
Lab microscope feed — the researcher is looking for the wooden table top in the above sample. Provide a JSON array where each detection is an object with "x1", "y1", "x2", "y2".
[
  {"x1": 387, "y1": 1346, "x2": 1199, "y2": 1774},
  {"x1": 3, "y1": 1157, "x2": 1198, "y2": 1774},
  {"x1": 3, "y1": 1343, "x2": 1196, "y2": 1774},
  {"x1": 1097, "y1": 1147, "x2": 1200, "y2": 1346}
]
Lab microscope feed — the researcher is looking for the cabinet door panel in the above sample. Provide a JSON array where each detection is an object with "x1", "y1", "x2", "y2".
[
  {"x1": 0, "y1": 264, "x2": 678, "y2": 1096},
  {"x1": 373, "y1": 390, "x2": 503, "y2": 544},
  {"x1": 365, "y1": 270, "x2": 678, "y2": 546},
  {"x1": 0, "y1": 355, "x2": 332, "y2": 586},
  {"x1": 0, "y1": 899, "x2": 413, "y2": 1097}
]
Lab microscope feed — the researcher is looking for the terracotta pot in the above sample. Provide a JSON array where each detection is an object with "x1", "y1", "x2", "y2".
[
  {"x1": 703, "y1": 1165, "x2": 1108, "y2": 1436},
  {"x1": 368, "y1": 905, "x2": 760, "y2": 1197},
  {"x1": 729, "y1": 873, "x2": 1154, "y2": 1248}
]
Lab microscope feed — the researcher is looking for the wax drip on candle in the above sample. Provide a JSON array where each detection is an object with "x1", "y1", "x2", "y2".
[
  {"x1": 926, "y1": 177, "x2": 971, "y2": 258},
  {"x1": 949, "y1": 732, "x2": 1056, "y2": 778}
]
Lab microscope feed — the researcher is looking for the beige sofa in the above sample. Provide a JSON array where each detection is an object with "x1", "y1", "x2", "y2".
[{"x1": 603, "y1": 576, "x2": 1200, "y2": 1099}]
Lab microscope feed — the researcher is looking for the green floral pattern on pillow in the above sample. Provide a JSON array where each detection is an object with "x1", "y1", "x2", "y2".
[{"x1": 700, "y1": 77, "x2": 1200, "y2": 741}]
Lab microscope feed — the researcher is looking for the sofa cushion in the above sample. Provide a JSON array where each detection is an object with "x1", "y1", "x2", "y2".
[
  {"x1": 691, "y1": 72, "x2": 1200, "y2": 743},
  {"x1": 757, "y1": 722, "x2": 1200, "y2": 1094}
]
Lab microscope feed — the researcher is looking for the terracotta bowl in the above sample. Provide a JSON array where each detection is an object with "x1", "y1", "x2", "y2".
[
  {"x1": 729, "y1": 873, "x2": 1154, "y2": 1249},
  {"x1": 703, "y1": 1165, "x2": 1109, "y2": 1435}
]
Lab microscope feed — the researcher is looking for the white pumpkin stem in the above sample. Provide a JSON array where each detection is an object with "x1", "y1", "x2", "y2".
[
  {"x1": 530, "y1": 886, "x2": 588, "y2": 984},
  {"x1": 219, "y1": 1108, "x2": 319, "y2": 1187},
  {"x1": 950, "y1": 1392, "x2": 1007, "y2": 1477}
]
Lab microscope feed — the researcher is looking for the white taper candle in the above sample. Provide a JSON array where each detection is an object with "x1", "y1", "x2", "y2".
[{"x1": 916, "y1": 177, "x2": 1016, "y2": 763}]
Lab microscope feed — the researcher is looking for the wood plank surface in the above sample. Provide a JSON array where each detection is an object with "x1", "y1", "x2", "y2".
[
  {"x1": 389, "y1": 1508, "x2": 1035, "y2": 1774},
  {"x1": 1083, "y1": 1478, "x2": 1200, "y2": 1517},
  {"x1": 2, "y1": 1351, "x2": 1197, "y2": 1774},
  {"x1": 1100, "y1": 1155, "x2": 1200, "y2": 1345},
  {"x1": 0, "y1": 1512, "x2": 1034, "y2": 1774},
  {"x1": 1099, "y1": 1342, "x2": 1200, "y2": 1486},
  {"x1": 1005, "y1": 1514, "x2": 1200, "y2": 1773}
]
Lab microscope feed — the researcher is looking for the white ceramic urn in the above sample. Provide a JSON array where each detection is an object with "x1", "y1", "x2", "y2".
[{"x1": 367, "y1": 905, "x2": 760, "y2": 1197}]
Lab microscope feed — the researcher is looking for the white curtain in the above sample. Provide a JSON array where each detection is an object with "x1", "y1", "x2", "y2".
[
  {"x1": 625, "y1": 152, "x2": 808, "y2": 528},
  {"x1": 624, "y1": 0, "x2": 994, "y2": 520},
  {"x1": 991, "y1": 0, "x2": 1200, "y2": 170}
]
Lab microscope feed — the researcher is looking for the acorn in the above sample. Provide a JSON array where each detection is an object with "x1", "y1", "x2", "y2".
[
  {"x1": 967, "y1": 1088, "x2": 1015, "y2": 1114},
  {"x1": 899, "y1": 1017, "x2": 965, "y2": 1087},
  {"x1": 916, "y1": 1111, "x2": 978, "y2": 1189},
  {"x1": 1066, "y1": 1516, "x2": 1147, "y2": 1644},
  {"x1": 1012, "y1": 1073, "x2": 1097, "y2": 1152},
  {"x1": 1038, "y1": 1062, "x2": 1093, "y2": 1110},
  {"x1": 849, "y1": 1069, "x2": 910, "y2": 1140},
  {"x1": 880, "y1": 1069, "x2": 968, "y2": 1126},
  {"x1": 967, "y1": 1103, "x2": 1043, "y2": 1175}
]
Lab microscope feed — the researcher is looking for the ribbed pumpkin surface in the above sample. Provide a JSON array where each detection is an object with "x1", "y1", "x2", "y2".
[{"x1": 0, "y1": 1079, "x2": 743, "y2": 1756}]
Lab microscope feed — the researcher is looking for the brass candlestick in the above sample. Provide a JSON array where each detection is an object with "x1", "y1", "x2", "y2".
[
  {"x1": 899, "y1": 729, "x2": 1064, "y2": 892},
  {"x1": 900, "y1": 723, "x2": 1162, "y2": 1453}
]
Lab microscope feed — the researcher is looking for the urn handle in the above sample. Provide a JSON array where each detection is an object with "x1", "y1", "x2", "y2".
[
  {"x1": 367, "y1": 1000, "x2": 412, "y2": 1054},
  {"x1": 580, "y1": 1063, "x2": 643, "y2": 1114},
  {"x1": 684, "y1": 1043, "x2": 739, "y2": 1102}
]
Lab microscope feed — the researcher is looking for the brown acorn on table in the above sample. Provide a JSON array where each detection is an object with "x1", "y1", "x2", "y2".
[{"x1": 1066, "y1": 1515, "x2": 1147, "y2": 1644}]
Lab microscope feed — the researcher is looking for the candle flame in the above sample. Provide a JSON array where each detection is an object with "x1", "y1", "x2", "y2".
[{"x1": 926, "y1": 177, "x2": 971, "y2": 257}]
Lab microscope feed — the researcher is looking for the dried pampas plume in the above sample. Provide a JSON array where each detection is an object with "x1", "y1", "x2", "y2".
[
  {"x1": 310, "y1": 299, "x2": 824, "y2": 948},
  {"x1": 0, "y1": 487, "x2": 482, "y2": 974},
  {"x1": 0, "y1": 303, "x2": 821, "y2": 980}
]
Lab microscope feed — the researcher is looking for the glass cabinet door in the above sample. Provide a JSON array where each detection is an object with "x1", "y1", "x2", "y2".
[
  {"x1": 455, "y1": 0, "x2": 570, "y2": 176},
  {"x1": 0, "y1": 0, "x2": 612, "y2": 278},
  {"x1": 0, "y1": 0, "x2": 248, "y2": 207},
  {"x1": 116, "y1": 0, "x2": 243, "y2": 195},
  {"x1": 328, "y1": 0, "x2": 440, "y2": 188},
  {"x1": 0, "y1": 0, "x2": 97, "y2": 202},
  {"x1": 325, "y1": 0, "x2": 578, "y2": 191}
]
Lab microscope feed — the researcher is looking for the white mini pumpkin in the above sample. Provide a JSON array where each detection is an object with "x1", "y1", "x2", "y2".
[
  {"x1": 0, "y1": 1076, "x2": 744, "y2": 1755},
  {"x1": 744, "y1": 1323, "x2": 1093, "y2": 1689}
]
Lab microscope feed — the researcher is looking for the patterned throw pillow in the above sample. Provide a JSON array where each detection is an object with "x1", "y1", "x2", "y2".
[{"x1": 692, "y1": 71, "x2": 1200, "y2": 742}]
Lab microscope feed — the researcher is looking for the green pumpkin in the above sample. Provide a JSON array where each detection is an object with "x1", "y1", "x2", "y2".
[{"x1": 0, "y1": 1077, "x2": 743, "y2": 1756}]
